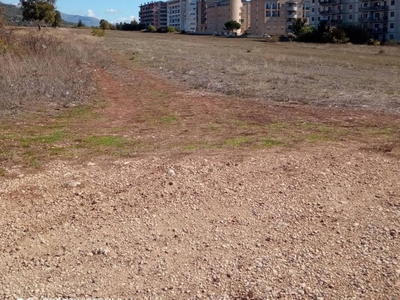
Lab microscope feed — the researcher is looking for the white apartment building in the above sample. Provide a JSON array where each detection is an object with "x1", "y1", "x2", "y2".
[
  {"x1": 167, "y1": 0, "x2": 197, "y2": 32},
  {"x1": 308, "y1": 0, "x2": 400, "y2": 40}
]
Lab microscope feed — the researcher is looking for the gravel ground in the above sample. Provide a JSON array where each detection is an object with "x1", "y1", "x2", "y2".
[{"x1": 1, "y1": 145, "x2": 399, "y2": 300}]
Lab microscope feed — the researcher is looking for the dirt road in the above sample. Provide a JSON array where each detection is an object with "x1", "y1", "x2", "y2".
[{"x1": 1, "y1": 55, "x2": 399, "y2": 299}]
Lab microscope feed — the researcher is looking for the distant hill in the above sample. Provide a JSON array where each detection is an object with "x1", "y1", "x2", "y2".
[
  {"x1": 0, "y1": 2, "x2": 100, "y2": 27},
  {"x1": 60, "y1": 13, "x2": 100, "y2": 27},
  {"x1": 0, "y1": 1, "x2": 23, "y2": 24}
]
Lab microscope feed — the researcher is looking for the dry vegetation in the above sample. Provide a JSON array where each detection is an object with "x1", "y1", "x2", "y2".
[
  {"x1": 0, "y1": 28, "x2": 111, "y2": 115},
  {"x1": 104, "y1": 31, "x2": 400, "y2": 113}
]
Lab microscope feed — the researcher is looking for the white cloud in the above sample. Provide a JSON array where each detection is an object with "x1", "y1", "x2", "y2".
[
  {"x1": 106, "y1": 9, "x2": 121, "y2": 14},
  {"x1": 86, "y1": 9, "x2": 96, "y2": 17},
  {"x1": 113, "y1": 16, "x2": 137, "y2": 24}
]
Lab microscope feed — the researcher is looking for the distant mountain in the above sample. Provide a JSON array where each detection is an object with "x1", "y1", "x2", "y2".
[
  {"x1": 0, "y1": 1, "x2": 23, "y2": 23},
  {"x1": 60, "y1": 13, "x2": 100, "y2": 27},
  {"x1": 0, "y1": 2, "x2": 100, "y2": 27}
]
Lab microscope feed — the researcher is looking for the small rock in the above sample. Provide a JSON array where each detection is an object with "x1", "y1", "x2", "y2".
[{"x1": 167, "y1": 169, "x2": 176, "y2": 176}]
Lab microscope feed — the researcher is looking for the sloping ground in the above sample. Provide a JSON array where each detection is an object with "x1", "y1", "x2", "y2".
[{"x1": 0, "y1": 52, "x2": 399, "y2": 299}]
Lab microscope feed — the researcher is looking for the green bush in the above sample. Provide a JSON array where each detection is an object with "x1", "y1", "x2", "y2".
[
  {"x1": 148, "y1": 25, "x2": 156, "y2": 32},
  {"x1": 167, "y1": 26, "x2": 176, "y2": 33},
  {"x1": 91, "y1": 27, "x2": 105, "y2": 37},
  {"x1": 323, "y1": 26, "x2": 349, "y2": 44},
  {"x1": 384, "y1": 39, "x2": 400, "y2": 47},
  {"x1": 340, "y1": 25, "x2": 369, "y2": 44}
]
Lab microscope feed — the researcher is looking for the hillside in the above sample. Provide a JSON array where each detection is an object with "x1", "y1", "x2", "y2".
[
  {"x1": 0, "y1": 1, "x2": 23, "y2": 24},
  {"x1": 0, "y1": 2, "x2": 100, "y2": 27},
  {"x1": 60, "y1": 12, "x2": 100, "y2": 27}
]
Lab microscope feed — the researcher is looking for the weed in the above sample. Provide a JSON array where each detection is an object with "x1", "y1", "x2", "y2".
[
  {"x1": 262, "y1": 138, "x2": 284, "y2": 147},
  {"x1": 84, "y1": 135, "x2": 128, "y2": 148},
  {"x1": 161, "y1": 115, "x2": 178, "y2": 123},
  {"x1": 225, "y1": 136, "x2": 253, "y2": 147}
]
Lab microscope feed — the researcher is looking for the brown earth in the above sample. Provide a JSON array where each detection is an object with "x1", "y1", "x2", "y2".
[{"x1": 0, "y1": 54, "x2": 400, "y2": 300}]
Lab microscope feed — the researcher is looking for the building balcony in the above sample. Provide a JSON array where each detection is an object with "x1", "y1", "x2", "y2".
[
  {"x1": 287, "y1": 5, "x2": 298, "y2": 11},
  {"x1": 286, "y1": 0, "x2": 297, "y2": 3},
  {"x1": 319, "y1": 10, "x2": 332, "y2": 15},
  {"x1": 368, "y1": 27, "x2": 388, "y2": 33},
  {"x1": 359, "y1": 5, "x2": 389, "y2": 11},
  {"x1": 287, "y1": 12, "x2": 297, "y2": 18},
  {"x1": 331, "y1": 9, "x2": 342, "y2": 14},
  {"x1": 331, "y1": 19, "x2": 343, "y2": 24},
  {"x1": 319, "y1": 0, "x2": 332, "y2": 5}
]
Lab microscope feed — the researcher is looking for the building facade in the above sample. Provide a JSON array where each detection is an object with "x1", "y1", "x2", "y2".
[
  {"x1": 197, "y1": 0, "x2": 251, "y2": 35},
  {"x1": 167, "y1": 0, "x2": 197, "y2": 32},
  {"x1": 250, "y1": 0, "x2": 309, "y2": 36},
  {"x1": 139, "y1": 1, "x2": 168, "y2": 29},
  {"x1": 308, "y1": 0, "x2": 400, "y2": 40}
]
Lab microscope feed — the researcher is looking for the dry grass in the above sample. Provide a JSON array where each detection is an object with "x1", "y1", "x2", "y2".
[
  {"x1": 102, "y1": 31, "x2": 400, "y2": 113},
  {"x1": 0, "y1": 28, "x2": 112, "y2": 115}
]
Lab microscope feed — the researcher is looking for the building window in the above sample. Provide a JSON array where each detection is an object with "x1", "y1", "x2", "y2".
[
  {"x1": 312, "y1": 8, "x2": 315, "y2": 12},
  {"x1": 391, "y1": 0, "x2": 395, "y2": 5},
  {"x1": 312, "y1": 0, "x2": 315, "y2": 3},
  {"x1": 349, "y1": 4, "x2": 353, "y2": 9},
  {"x1": 312, "y1": 17, "x2": 315, "y2": 21},
  {"x1": 318, "y1": 17, "x2": 320, "y2": 21},
  {"x1": 390, "y1": 34, "x2": 394, "y2": 39},
  {"x1": 390, "y1": 23, "x2": 394, "y2": 28},
  {"x1": 349, "y1": 15, "x2": 352, "y2": 19},
  {"x1": 390, "y1": 11, "x2": 395, "y2": 17}
]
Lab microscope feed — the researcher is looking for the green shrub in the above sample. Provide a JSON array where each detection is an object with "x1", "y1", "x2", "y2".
[
  {"x1": 340, "y1": 25, "x2": 369, "y2": 44},
  {"x1": 384, "y1": 39, "x2": 400, "y2": 47},
  {"x1": 148, "y1": 25, "x2": 156, "y2": 32},
  {"x1": 91, "y1": 27, "x2": 105, "y2": 37},
  {"x1": 323, "y1": 26, "x2": 349, "y2": 44},
  {"x1": 167, "y1": 26, "x2": 176, "y2": 33}
]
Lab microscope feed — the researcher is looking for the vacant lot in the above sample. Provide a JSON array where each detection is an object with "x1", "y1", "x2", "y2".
[
  {"x1": 104, "y1": 31, "x2": 400, "y2": 113},
  {"x1": 0, "y1": 29, "x2": 399, "y2": 300}
]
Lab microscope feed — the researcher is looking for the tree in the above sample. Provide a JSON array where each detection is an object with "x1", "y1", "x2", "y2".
[
  {"x1": 99, "y1": 19, "x2": 110, "y2": 30},
  {"x1": 291, "y1": 18, "x2": 307, "y2": 36},
  {"x1": 323, "y1": 26, "x2": 349, "y2": 44},
  {"x1": 20, "y1": 0, "x2": 56, "y2": 30},
  {"x1": 52, "y1": 9, "x2": 62, "y2": 27},
  {"x1": 77, "y1": 19, "x2": 84, "y2": 27},
  {"x1": 224, "y1": 20, "x2": 241, "y2": 33}
]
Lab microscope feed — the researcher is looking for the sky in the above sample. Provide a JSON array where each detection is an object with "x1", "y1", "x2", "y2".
[{"x1": 1, "y1": 0, "x2": 140, "y2": 24}]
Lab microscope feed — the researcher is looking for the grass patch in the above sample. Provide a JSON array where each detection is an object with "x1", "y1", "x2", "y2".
[
  {"x1": 83, "y1": 135, "x2": 128, "y2": 148},
  {"x1": 262, "y1": 138, "x2": 284, "y2": 147},
  {"x1": 31, "y1": 130, "x2": 66, "y2": 143},
  {"x1": 306, "y1": 134, "x2": 329, "y2": 142},
  {"x1": 151, "y1": 90, "x2": 169, "y2": 98},
  {"x1": 161, "y1": 114, "x2": 179, "y2": 123},
  {"x1": 225, "y1": 136, "x2": 253, "y2": 147}
]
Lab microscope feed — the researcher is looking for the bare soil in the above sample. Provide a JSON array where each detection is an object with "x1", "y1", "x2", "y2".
[{"x1": 1, "y1": 32, "x2": 400, "y2": 300}]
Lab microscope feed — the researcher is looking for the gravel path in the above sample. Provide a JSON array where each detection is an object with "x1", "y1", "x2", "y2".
[{"x1": 1, "y1": 145, "x2": 399, "y2": 299}]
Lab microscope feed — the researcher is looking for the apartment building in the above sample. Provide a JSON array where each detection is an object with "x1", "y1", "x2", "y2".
[
  {"x1": 308, "y1": 0, "x2": 400, "y2": 40},
  {"x1": 139, "y1": 1, "x2": 168, "y2": 29},
  {"x1": 197, "y1": 0, "x2": 251, "y2": 35},
  {"x1": 167, "y1": 0, "x2": 197, "y2": 32},
  {"x1": 250, "y1": 0, "x2": 310, "y2": 36}
]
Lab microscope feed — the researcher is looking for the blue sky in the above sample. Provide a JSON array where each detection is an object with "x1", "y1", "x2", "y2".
[{"x1": 1, "y1": 0, "x2": 140, "y2": 24}]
